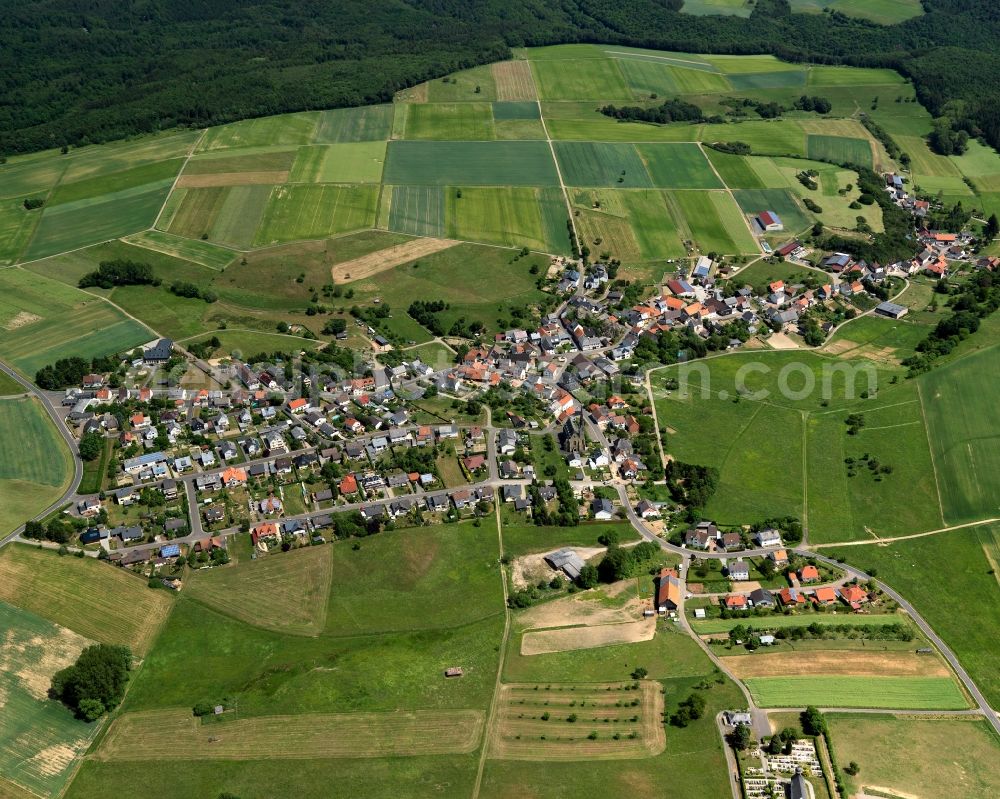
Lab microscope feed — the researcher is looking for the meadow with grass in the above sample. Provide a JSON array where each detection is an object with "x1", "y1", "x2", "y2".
[
  {"x1": 826, "y1": 713, "x2": 1000, "y2": 799},
  {"x1": 0, "y1": 399, "x2": 75, "y2": 534},
  {"x1": 653, "y1": 348, "x2": 949, "y2": 543}
]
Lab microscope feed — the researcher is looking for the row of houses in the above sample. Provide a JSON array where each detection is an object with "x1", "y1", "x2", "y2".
[{"x1": 723, "y1": 583, "x2": 873, "y2": 612}]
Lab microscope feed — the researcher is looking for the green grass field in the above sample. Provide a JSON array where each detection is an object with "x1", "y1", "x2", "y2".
[
  {"x1": 421, "y1": 64, "x2": 498, "y2": 102},
  {"x1": 314, "y1": 105, "x2": 395, "y2": 143},
  {"x1": 704, "y1": 151, "x2": 769, "y2": 189},
  {"x1": 67, "y1": 755, "x2": 480, "y2": 799},
  {"x1": 918, "y1": 346, "x2": 1000, "y2": 524},
  {"x1": 706, "y1": 120, "x2": 807, "y2": 156},
  {"x1": 617, "y1": 55, "x2": 733, "y2": 96},
  {"x1": 48, "y1": 159, "x2": 184, "y2": 207},
  {"x1": 124, "y1": 596, "x2": 503, "y2": 717},
  {"x1": 163, "y1": 184, "x2": 272, "y2": 248},
  {"x1": 827, "y1": 523, "x2": 1000, "y2": 708},
  {"x1": 806, "y1": 134, "x2": 873, "y2": 168},
  {"x1": 530, "y1": 57, "x2": 633, "y2": 102},
  {"x1": 744, "y1": 676, "x2": 968, "y2": 709},
  {"x1": 347, "y1": 242, "x2": 549, "y2": 337},
  {"x1": 188, "y1": 546, "x2": 334, "y2": 635},
  {"x1": 827, "y1": 714, "x2": 1000, "y2": 799},
  {"x1": 654, "y1": 350, "x2": 943, "y2": 539},
  {"x1": 326, "y1": 520, "x2": 504, "y2": 636},
  {"x1": 182, "y1": 147, "x2": 297, "y2": 177},
  {"x1": 444, "y1": 186, "x2": 570, "y2": 253},
  {"x1": 289, "y1": 143, "x2": 386, "y2": 183},
  {"x1": 668, "y1": 190, "x2": 758, "y2": 253},
  {"x1": 789, "y1": 0, "x2": 923, "y2": 25},
  {"x1": 0, "y1": 398, "x2": 74, "y2": 534},
  {"x1": 636, "y1": 143, "x2": 723, "y2": 189},
  {"x1": 185, "y1": 329, "x2": 321, "y2": 357},
  {"x1": 403, "y1": 103, "x2": 496, "y2": 140},
  {"x1": 0, "y1": 157, "x2": 68, "y2": 200},
  {"x1": 0, "y1": 601, "x2": 101, "y2": 798},
  {"x1": 0, "y1": 197, "x2": 43, "y2": 264},
  {"x1": 254, "y1": 184, "x2": 378, "y2": 245},
  {"x1": 501, "y1": 521, "x2": 639, "y2": 558},
  {"x1": 123, "y1": 229, "x2": 236, "y2": 270},
  {"x1": 0, "y1": 268, "x2": 152, "y2": 377},
  {"x1": 571, "y1": 188, "x2": 687, "y2": 262},
  {"x1": 23, "y1": 179, "x2": 174, "y2": 260},
  {"x1": 384, "y1": 141, "x2": 558, "y2": 186},
  {"x1": 807, "y1": 65, "x2": 906, "y2": 87},
  {"x1": 387, "y1": 185, "x2": 446, "y2": 237},
  {"x1": 197, "y1": 113, "x2": 320, "y2": 152},
  {"x1": 58, "y1": 132, "x2": 201, "y2": 183},
  {"x1": 554, "y1": 142, "x2": 653, "y2": 188}
]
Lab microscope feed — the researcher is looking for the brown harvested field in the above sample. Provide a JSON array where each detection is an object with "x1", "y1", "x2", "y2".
[
  {"x1": 3, "y1": 311, "x2": 41, "y2": 331},
  {"x1": 852, "y1": 344, "x2": 902, "y2": 366},
  {"x1": 511, "y1": 547, "x2": 604, "y2": 591},
  {"x1": 395, "y1": 82, "x2": 429, "y2": 103},
  {"x1": 0, "y1": 622, "x2": 91, "y2": 701},
  {"x1": 493, "y1": 61, "x2": 537, "y2": 101},
  {"x1": 186, "y1": 545, "x2": 333, "y2": 636},
  {"x1": 721, "y1": 650, "x2": 952, "y2": 679},
  {"x1": 0, "y1": 776, "x2": 40, "y2": 799},
  {"x1": 489, "y1": 681, "x2": 665, "y2": 761},
  {"x1": 97, "y1": 708, "x2": 484, "y2": 760},
  {"x1": 0, "y1": 544, "x2": 173, "y2": 656},
  {"x1": 822, "y1": 338, "x2": 860, "y2": 356},
  {"x1": 331, "y1": 236, "x2": 459, "y2": 283},
  {"x1": 520, "y1": 619, "x2": 656, "y2": 656},
  {"x1": 176, "y1": 171, "x2": 289, "y2": 188},
  {"x1": 518, "y1": 587, "x2": 643, "y2": 630}
]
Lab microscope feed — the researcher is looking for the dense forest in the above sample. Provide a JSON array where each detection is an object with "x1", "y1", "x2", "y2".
[{"x1": 2, "y1": 0, "x2": 1000, "y2": 154}]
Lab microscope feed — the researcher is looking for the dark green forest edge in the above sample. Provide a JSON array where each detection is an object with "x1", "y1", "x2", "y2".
[{"x1": 2, "y1": 0, "x2": 1000, "y2": 156}]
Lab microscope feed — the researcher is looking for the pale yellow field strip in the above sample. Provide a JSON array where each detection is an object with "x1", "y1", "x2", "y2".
[{"x1": 97, "y1": 708, "x2": 485, "y2": 761}]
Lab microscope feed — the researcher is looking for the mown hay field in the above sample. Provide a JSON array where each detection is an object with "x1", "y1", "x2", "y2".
[
  {"x1": 722, "y1": 649, "x2": 951, "y2": 678},
  {"x1": 187, "y1": 545, "x2": 334, "y2": 636},
  {"x1": 0, "y1": 544, "x2": 173, "y2": 656},
  {"x1": 97, "y1": 708, "x2": 484, "y2": 760}
]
